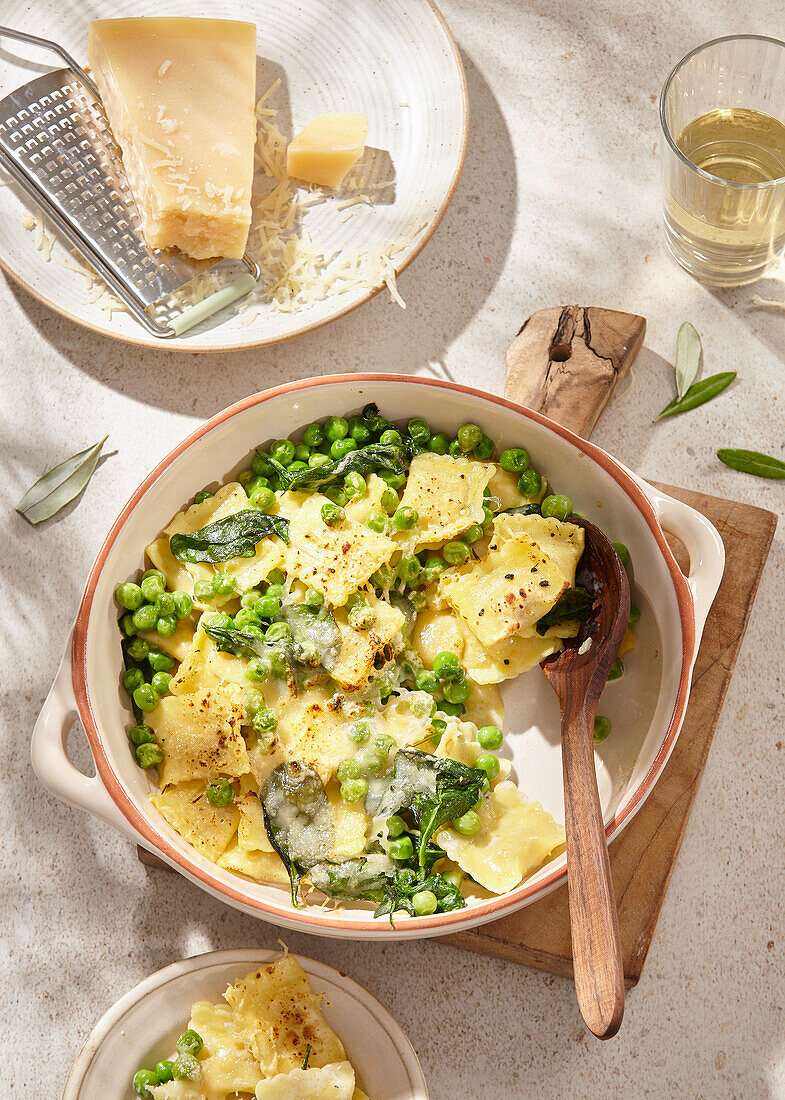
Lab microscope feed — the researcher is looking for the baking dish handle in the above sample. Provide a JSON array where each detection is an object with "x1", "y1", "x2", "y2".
[
  {"x1": 32, "y1": 635, "x2": 143, "y2": 845},
  {"x1": 640, "y1": 483, "x2": 725, "y2": 639}
]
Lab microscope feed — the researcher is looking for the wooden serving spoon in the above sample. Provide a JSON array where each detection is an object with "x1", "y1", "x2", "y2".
[{"x1": 541, "y1": 518, "x2": 630, "y2": 1039}]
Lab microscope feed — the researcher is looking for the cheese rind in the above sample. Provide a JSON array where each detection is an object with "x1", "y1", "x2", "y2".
[
  {"x1": 286, "y1": 114, "x2": 368, "y2": 188},
  {"x1": 88, "y1": 17, "x2": 257, "y2": 259}
]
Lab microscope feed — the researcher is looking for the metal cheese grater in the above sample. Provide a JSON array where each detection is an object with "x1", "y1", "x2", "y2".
[{"x1": 0, "y1": 26, "x2": 261, "y2": 338}]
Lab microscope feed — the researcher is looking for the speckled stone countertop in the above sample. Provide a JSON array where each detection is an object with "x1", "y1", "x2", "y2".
[{"x1": 3, "y1": 0, "x2": 784, "y2": 1096}]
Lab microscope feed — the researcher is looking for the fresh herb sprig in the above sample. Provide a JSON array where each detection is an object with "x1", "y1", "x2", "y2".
[
  {"x1": 268, "y1": 442, "x2": 408, "y2": 493},
  {"x1": 170, "y1": 509, "x2": 289, "y2": 563},
  {"x1": 16, "y1": 437, "x2": 107, "y2": 524},
  {"x1": 717, "y1": 449, "x2": 785, "y2": 479},
  {"x1": 653, "y1": 324, "x2": 736, "y2": 421},
  {"x1": 654, "y1": 372, "x2": 737, "y2": 420},
  {"x1": 535, "y1": 586, "x2": 593, "y2": 636}
]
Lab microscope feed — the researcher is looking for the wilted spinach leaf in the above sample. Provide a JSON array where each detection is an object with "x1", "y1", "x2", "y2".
[
  {"x1": 535, "y1": 586, "x2": 593, "y2": 636},
  {"x1": 261, "y1": 762, "x2": 334, "y2": 905},
  {"x1": 374, "y1": 870, "x2": 466, "y2": 921},
  {"x1": 170, "y1": 509, "x2": 289, "y2": 564}
]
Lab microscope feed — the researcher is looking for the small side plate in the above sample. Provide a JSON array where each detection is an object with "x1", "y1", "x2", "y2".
[{"x1": 62, "y1": 948, "x2": 428, "y2": 1099}]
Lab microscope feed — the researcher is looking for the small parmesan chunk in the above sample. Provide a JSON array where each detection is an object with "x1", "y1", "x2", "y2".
[
  {"x1": 150, "y1": 688, "x2": 249, "y2": 785},
  {"x1": 436, "y1": 781, "x2": 565, "y2": 894},
  {"x1": 287, "y1": 113, "x2": 368, "y2": 189},
  {"x1": 397, "y1": 453, "x2": 494, "y2": 549},
  {"x1": 284, "y1": 494, "x2": 396, "y2": 606}
]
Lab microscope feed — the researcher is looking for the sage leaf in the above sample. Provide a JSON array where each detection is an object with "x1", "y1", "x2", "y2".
[
  {"x1": 717, "y1": 449, "x2": 785, "y2": 479},
  {"x1": 16, "y1": 437, "x2": 107, "y2": 524},
  {"x1": 536, "y1": 586, "x2": 593, "y2": 636},
  {"x1": 654, "y1": 372, "x2": 736, "y2": 421},
  {"x1": 261, "y1": 762, "x2": 334, "y2": 905},
  {"x1": 675, "y1": 322, "x2": 702, "y2": 400},
  {"x1": 270, "y1": 442, "x2": 408, "y2": 492},
  {"x1": 169, "y1": 509, "x2": 289, "y2": 563}
]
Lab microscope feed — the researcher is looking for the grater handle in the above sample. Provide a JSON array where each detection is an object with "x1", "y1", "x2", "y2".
[
  {"x1": 0, "y1": 25, "x2": 99, "y2": 98},
  {"x1": 169, "y1": 256, "x2": 262, "y2": 336}
]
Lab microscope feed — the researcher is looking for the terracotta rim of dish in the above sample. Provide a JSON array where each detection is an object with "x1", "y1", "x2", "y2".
[
  {"x1": 71, "y1": 374, "x2": 696, "y2": 932},
  {"x1": 0, "y1": 0, "x2": 469, "y2": 354}
]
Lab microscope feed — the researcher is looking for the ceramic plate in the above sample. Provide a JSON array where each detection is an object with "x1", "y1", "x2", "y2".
[
  {"x1": 62, "y1": 949, "x2": 428, "y2": 1098},
  {"x1": 0, "y1": 0, "x2": 467, "y2": 351}
]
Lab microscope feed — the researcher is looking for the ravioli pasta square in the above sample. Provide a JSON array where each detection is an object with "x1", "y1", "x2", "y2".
[
  {"x1": 396, "y1": 452, "x2": 493, "y2": 548},
  {"x1": 151, "y1": 781, "x2": 240, "y2": 862},
  {"x1": 330, "y1": 597, "x2": 404, "y2": 692},
  {"x1": 150, "y1": 688, "x2": 249, "y2": 785}
]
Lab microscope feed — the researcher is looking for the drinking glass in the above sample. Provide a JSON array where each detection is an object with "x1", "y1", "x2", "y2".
[{"x1": 660, "y1": 34, "x2": 785, "y2": 286}]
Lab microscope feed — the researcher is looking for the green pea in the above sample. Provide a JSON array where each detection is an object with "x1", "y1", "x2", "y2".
[
  {"x1": 132, "y1": 604, "x2": 158, "y2": 632},
  {"x1": 265, "y1": 583, "x2": 285, "y2": 601},
  {"x1": 325, "y1": 485, "x2": 350, "y2": 506},
  {"x1": 371, "y1": 563, "x2": 395, "y2": 589},
  {"x1": 412, "y1": 889, "x2": 438, "y2": 916},
  {"x1": 193, "y1": 490, "x2": 213, "y2": 505},
  {"x1": 444, "y1": 541, "x2": 470, "y2": 565},
  {"x1": 473, "y1": 435, "x2": 495, "y2": 461},
  {"x1": 150, "y1": 671, "x2": 172, "y2": 695},
  {"x1": 404, "y1": 417, "x2": 429, "y2": 444},
  {"x1": 324, "y1": 416, "x2": 349, "y2": 442},
  {"x1": 340, "y1": 778, "x2": 369, "y2": 803},
  {"x1": 387, "y1": 836, "x2": 414, "y2": 861},
  {"x1": 245, "y1": 657, "x2": 270, "y2": 683},
  {"x1": 238, "y1": 469, "x2": 254, "y2": 486},
  {"x1": 126, "y1": 637, "x2": 149, "y2": 662},
  {"x1": 428, "y1": 432, "x2": 450, "y2": 455},
  {"x1": 460, "y1": 523, "x2": 483, "y2": 544},
  {"x1": 265, "y1": 622, "x2": 291, "y2": 645},
  {"x1": 154, "y1": 591, "x2": 175, "y2": 617},
  {"x1": 443, "y1": 677, "x2": 471, "y2": 704},
  {"x1": 132, "y1": 1069, "x2": 160, "y2": 1098},
  {"x1": 612, "y1": 541, "x2": 630, "y2": 567},
  {"x1": 422, "y1": 556, "x2": 446, "y2": 584},
  {"x1": 250, "y1": 486, "x2": 276, "y2": 512},
  {"x1": 348, "y1": 603, "x2": 376, "y2": 630},
  {"x1": 120, "y1": 614, "x2": 137, "y2": 637},
  {"x1": 268, "y1": 569, "x2": 285, "y2": 586},
  {"x1": 477, "y1": 724, "x2": 503, "y2": 750},
  {"x1": 330, "y1": 437, "x2": 358, "y2": 460},
  {"x1": 206, "y1": 779, "x2": 234, "y2": 807},
  {"x1": 194, "y1": 579, "x2": 215, "y2": 600},
  {"x1": 172, "y1": 591, "x2": 193, "y2": 620},
  {"x1": 156, "y1": 614, "x2": 177, "y2": 638},
  {"x1": 252, "y1": 450, "x2": 274, "y2": 477},
  {"x1": 116, "y1": 582, "x2": 144, "y2": 611},
  {"x1": 207, "y1": 612, "x2": 233, "y2": 631},
  {"x1": 379, "y1": 470, "x2": 406, "y2": 490},
  {"x1": 608, "y1": 657, "x2": 624, "y2": 681},
  {"x1": 442, "y1": 869, "x2": 463, "y2": 889},
  {"x1": 457, "y1": 423, "x2": 483, "y2": 452},
  {"x1": 430, "y1": 717, "x2": 447, "y2": 743},
  {"x1": 453, "y1": 809, "x2": 481, "y2": 836},
  {"x1": 245, "y1": 475, "x2": 268, "y2": 497},
  {"x1": 304, "y1": 587, "x2": 324, "y2": 608},
  {"x1": 155, "y1": 1061, "x2": 175, "y2": 1083},
  {"x1": 344, "y1": 471, "x2": 367, "y2": 498},
  {"x1": 140, "y1": 575, "x2": 164, "y2": 602},
  {"x1": 475, "y1": 753, "x2": 500, "y2": 780},
  {"x1": 309, "y1": 452, "x2": 331, "y2": 469},
  {"x1": 433, "y1": 651, "x2": 462, "y2": 680},
  {"x1": 303, "y1": 422, "x2": 325, "y2": 448},
  {"x1": 380, "y1": 428, "x2": 403, "y2": 446},
  {"x1": 500, "y1": 447, "x2": 530, "y2": 473},
  {"x1": 366, "y1": 511, "x2": 388, "y2": 533},
  {"x1": 386, "y1": 814, "x2": 406, "y2": 839},
  {"x1": 482, "y1": 506, "x2": 494, "y2": 527},
  {"x1": 253, "y1": 707, "x2": 277, "y2": 733},
  {"x1": 337, "y1": 759, "x2": 362, "y2": 782},
  {"x1": 136, "y1": 743, "x2": 163, "y2": 768},
  {"x1": 212, "y1": 572, "x2": 237, "y2": 596},
  {"x1": 397, "y1": 556, "x2": 421, "y2": 587},
  {"x1": 143, "y1": 568, "x2": 166, "y2": 584},
  {"x1": 393, "y1": 506, "x2": 418, "y2": 530},
  {"x1": 517, "y1": 469, "x2": 542, "y2": 497},
  {"x1": 415, "y1": 669, "x2": 440, "y2": 693},
  {"x1": 270, "y1": 439, "x2": 296, "y2": 465},
  {"x1": 357, "y1": 747, "x2": 385, "y2": 777},
  {"x1": 321, "y1": 501, "x2": 344, "y2": 526},
  {"x1": 233, "y1": 607, "x2": 260, "y2": 631},
  {"x1": 629, "y1": 604, "x2": 641, "y2": 626},
  {"x1": 293, "y1": 443, "x2": 310, "y2": 463},
  {"x1": 172, "y1": 1052, "x2": 199, "y2": 1081},
  {"x1": 374, "y1": 733, "x2": 396, "y2": 756},
  {"x1": 123, "y1": 668, "x2": 145, "y2": 693},
  {"x1": 377, "y1": 488, "x2": 397, "y2": 515},
  {"x1": 348, "y1": 415, "x2": 371, "y2": 444},
  {"x1": 128, "y1": 724, "x2": 155, "y2": 746},
  {"x1": 593, "y1": 715, "x2": 612, "y2": 743},
  {"x1": 288, "y1": 461, "x2": 309, "y2": 473},
  {"x1": 269, "y1": 651, "x2": 289, "y2": 678},
  {"x1": 409, "y1": 590, "x2": 427, "y2": 612},
  {"x1": 350, "y1": 720, "x2": 371, "y2": 745},
  {"x1": 133, "y1": 684, "x2": 159, "y2": 712},
  {"x1": 541, "y1": 494, "x2": 573, "y2": 521},
  {"x1": 438, "y1": 700, "x2": 464, "y2": 717},
  {"x1": 177, "y1": 1030, "x2": 204, "y2": 1056},
  {"x1": 244, "y1": 688, "x2": 265, "y2": 717}
]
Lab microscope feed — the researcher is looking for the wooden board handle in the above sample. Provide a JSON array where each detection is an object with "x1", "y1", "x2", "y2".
[{"x1": 505, "y1": 305, "x2": 646, "y2": 439}]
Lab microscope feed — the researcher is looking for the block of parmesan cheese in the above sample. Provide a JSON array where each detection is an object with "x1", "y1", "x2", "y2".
[
  {"x1": 87, "y1": 17, "x2": 257, "y2": 260},
  {"x1": 287, "y1": 114, "x2": 368, "y2": 189}
]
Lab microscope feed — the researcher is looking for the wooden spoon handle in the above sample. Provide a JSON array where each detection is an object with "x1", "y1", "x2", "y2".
[{"x1": 561, "y1": 706, "x2": 625, "y2": 1039}]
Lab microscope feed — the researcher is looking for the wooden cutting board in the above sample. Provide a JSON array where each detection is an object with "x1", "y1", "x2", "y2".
[
  {"x1": 138, "y1": 305, "x2": 776, "y2": 986},
  {"x1": 438, "y1": 305, "x2": 777, "y2": 984}
]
